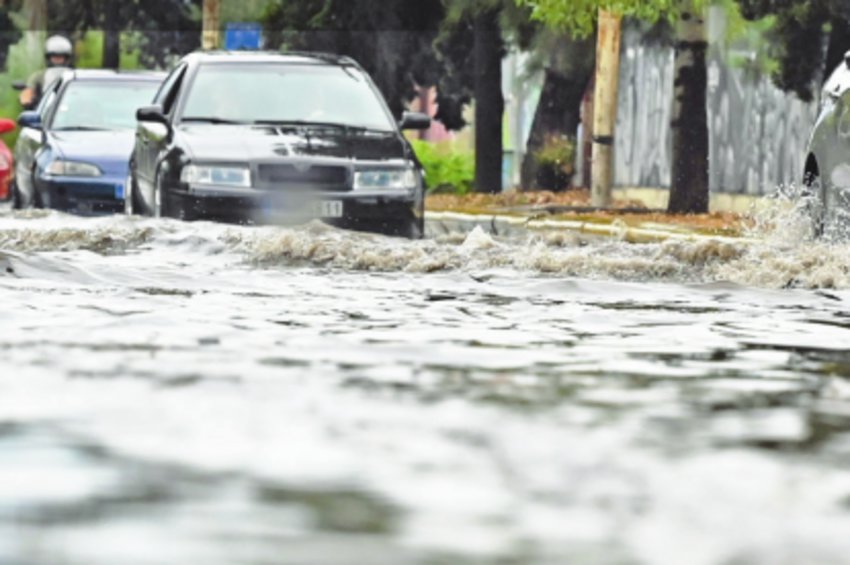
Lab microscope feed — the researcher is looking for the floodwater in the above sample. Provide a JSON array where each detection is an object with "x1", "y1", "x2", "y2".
[{"x1": 2, "y1": 206, "x2": 850, "y2": 565}]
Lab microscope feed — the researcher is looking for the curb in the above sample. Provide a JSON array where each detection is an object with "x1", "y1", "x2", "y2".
[{"x1": 425, "y1": 210, "x2": 747, "y2": 244}]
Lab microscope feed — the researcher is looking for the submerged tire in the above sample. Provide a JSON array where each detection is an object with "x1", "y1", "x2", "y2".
[
  {"x1": 10, "y1": 181, "x2": 22, "y2": 210},
  {"x1": 11, "y1": 180, "x2": 40, "y2": 210},
  {"x1": 125, "y1": 173, "x2": 139, "y2": 216},
  {"x1": 803, "y1": 172, "x2": 825, "y2": 239},
  {"x1": 153, "y1": 172, "x2": 164, "y2": 218},
  {"x1": 154, "y1": 171, "x2": 198, "y2": 222},
  {"x1": 383, "y1": 215, "x2": 424, "y2": 239}
]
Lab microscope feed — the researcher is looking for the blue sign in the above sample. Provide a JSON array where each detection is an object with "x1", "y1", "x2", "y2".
[{"x1": 225, "y1": 23, "x2": 263, "y2": 51}]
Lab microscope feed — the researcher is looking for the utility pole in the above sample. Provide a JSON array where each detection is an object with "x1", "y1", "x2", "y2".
[
  {"x1": 590, "y1": 9, "x2": 622, "y2": 208},
  {"x1": 202, "y1": 0, "x2": 221, "y2": 50}
]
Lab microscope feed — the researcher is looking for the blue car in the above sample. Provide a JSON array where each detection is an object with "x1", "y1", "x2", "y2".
[{"x1": 12, "y1": 70, "x2": 164, "y2": 214}]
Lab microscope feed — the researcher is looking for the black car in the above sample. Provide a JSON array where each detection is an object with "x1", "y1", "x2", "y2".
[
  {"x1": 13, "y1": 70, "x2": 164, "y2": 213},
  {"x1": 128, "y1": 51, "x2": 431, "y2": 237}
]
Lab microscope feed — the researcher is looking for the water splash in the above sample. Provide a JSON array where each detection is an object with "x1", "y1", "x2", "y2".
[
  {"x1": 2, "y1": 203, "x2": 850, "y2": 288},
  {"x1": 707, "y1": 186, "x2": 850, "y2": 289}
]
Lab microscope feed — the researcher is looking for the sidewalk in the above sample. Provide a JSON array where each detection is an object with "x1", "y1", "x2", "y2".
[{"x1": 425, "y1": 190, "x2": 753, "y2": 243}]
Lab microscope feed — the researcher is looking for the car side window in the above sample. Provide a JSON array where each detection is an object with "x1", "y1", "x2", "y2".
[
  {"x1": 153, "y1": 65, "x2": 183, "y2": 105},
  {"x1": 155, "y1": 64, "x2": 187, "y2": 116}
]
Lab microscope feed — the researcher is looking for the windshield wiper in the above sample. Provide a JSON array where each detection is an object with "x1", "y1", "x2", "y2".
[
  {"x1": 254, "y1": 120, "x2": 390, "y2": 133},
  {"x1": 181, "y1": 117, "x2": 249, "y2": 125},
  {"x1": 53, "y1": 126, "x2": 109, "y2": 131}
]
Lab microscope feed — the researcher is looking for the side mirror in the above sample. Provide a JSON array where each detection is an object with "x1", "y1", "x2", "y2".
[
  {"x1": 17, "y1": 111, "x2": 42, "y2": 130},
  {"x1": 11, "y1": 81, "x2": 26, "y2": 91},
  {"x1": 136, "y1": 104, "x2": 169, "y2": 125},
  {"x1": 399, "y1": 111, "x2": 431, "y2": 131},
  {"x1": 0, "y1": 119, "x2": 16, "y2": 135},
  {"x1": 845, "y1": 50, "x2": 850, "y2": 70}
]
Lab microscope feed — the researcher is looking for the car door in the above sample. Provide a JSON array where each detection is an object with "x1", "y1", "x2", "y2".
[
  {"x1": 820, "y1": 62, "x2": 850, "y2": 190},
  {"x1": 15, "y1": 80, "x2": 61, "y2": 202},
  {"x1": 136, "y1": 63, "x2": 187, "y2": 208}
]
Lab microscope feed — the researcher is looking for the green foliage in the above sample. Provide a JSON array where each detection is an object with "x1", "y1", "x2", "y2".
[
  {"x1": 74, "y1": 32, "x2": 103, "y2": 68},
  {"x1": 517, "y1": 0, "x2": 709, "y2": 37},
  {"x1": 47, "y1": 0, "x2": 201, "y2": 69},
  {"x1": 0, "y1": 4, "x2": 21, "y2": 71},
  {"x1": 737, "y1": 0, "x2": 850, "y2": 101},
  {"x1": 410, "y1": 139, "x2": 475, "y2": 195},
  {"x1": 433, "y1": 0, "x2": 539, "y2": 130},
  {"x1": 0, "y1": 31, "x2": 45, "y2": 149},
  {"x1": 221, "y1": 0, "x2": 271, "y2": 23},
  {"x1": 712, "y1": 1, "x2": 779, "y2": 78},
  {"x1": 72, "y1": 32, "x2": 143, "y2": 70}
]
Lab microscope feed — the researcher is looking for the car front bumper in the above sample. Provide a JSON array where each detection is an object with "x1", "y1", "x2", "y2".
[
  {"x1": 171, "y1": 184, "x2": 423, "y2": 225},
  {"x1": 39, "y1": 175, "x2": 125, "y2": 214}
]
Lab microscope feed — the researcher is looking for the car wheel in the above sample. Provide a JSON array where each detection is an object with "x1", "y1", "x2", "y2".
[
  {"x1": 32, "y1": 185, "x2": 44, "y2": 210},
  {"x1": 10, "y1": 181, "x2": 22, "y2": 210},
  {"x1": 125, "y1": 173, "x2": 134, "y2": 215},
  {"x1": 155, "y1": 170, "x2": 198, "y2": 222},
  {"x1": 804, "y1": 171, "x2": 826, "y2": 239},
  {"x1": 383, "y1": 215, "x2": 424, "y2": 239},
  {"x1": 153, "y1": 170, "x2": 167, "y2": 218},
  {"x1": 29, "y1": 167, "x2": 47, "y2": 209},
  {"x1": 406, "y1": 216, "x2": 425, "y2": 239},
  {"x1": 125, "y1": 172, "x2": 143, "y2": 216}
]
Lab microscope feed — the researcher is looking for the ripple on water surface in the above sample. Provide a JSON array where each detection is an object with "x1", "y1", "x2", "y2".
[{"x1": 1, "y1": 208, "x2": 850, "y2": 563}]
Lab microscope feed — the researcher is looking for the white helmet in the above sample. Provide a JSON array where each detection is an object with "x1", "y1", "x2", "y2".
[{"x1": 45, "y1": 35, "x2": 73, "y2": 58}]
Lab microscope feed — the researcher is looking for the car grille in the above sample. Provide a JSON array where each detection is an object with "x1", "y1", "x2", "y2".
[{"x1": 256, "y1": 164, "x2": 350, "y2": 191}]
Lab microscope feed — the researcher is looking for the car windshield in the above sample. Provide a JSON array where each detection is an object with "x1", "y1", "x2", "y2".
[
  {"x1": 181, "y1": 63, "x2": 395, "y2": 131},
  {"x1": 51, "y1": 80, "x2": 159, "y2": 131}
]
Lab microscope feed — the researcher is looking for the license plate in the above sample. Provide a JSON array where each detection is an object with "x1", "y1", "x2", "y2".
[
  {"x1": 312, "y1": 200, "x2": 343, "y2": 218},
  {"x1": 114, "y1": 183, "x2": 125, "y2": 199}
]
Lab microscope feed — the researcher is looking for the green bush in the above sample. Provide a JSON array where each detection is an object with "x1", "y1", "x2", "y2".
[
  {"x1": 410, "y1": 139, "x2": 474, "y2": 195},
  {"x1": 530, "y1": 134, "x2": 576, "y2": 191},
  {"x1": 534, "y1": 134, "x2": 575, "y2": 175}
]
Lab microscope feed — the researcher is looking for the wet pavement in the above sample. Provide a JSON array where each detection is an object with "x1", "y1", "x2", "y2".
[{"x1": 1, "y1": 208, "x2": 850, "y2": 564}]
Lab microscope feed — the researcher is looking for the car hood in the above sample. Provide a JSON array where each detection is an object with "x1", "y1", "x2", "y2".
[
  {"x1": 178, "y1": 124, "x2": 409, "y2": 164},
  {"x1": 49, "y1": 130, "x2": 135, "y2": 177}
]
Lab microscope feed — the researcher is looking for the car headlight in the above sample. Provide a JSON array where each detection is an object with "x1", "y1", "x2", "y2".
[
  {"x1": 353, "y1": 168, "x2": 417, "y2": 191},
  {"x1": 46, "y1": 160, "x2": 101, "y2": 177},
  {"x1": 180, "y1": 164, "x2": 251, "y2": 188}
]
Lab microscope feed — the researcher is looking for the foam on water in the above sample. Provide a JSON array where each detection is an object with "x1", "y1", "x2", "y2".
[{"x1": 2, "y1": 200, "x2": 850, "y2": 289}]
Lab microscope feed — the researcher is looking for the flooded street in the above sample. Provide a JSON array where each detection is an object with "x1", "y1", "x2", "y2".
[{"x1": 2, "y1": 208, "x2": 850, "y2": 564}]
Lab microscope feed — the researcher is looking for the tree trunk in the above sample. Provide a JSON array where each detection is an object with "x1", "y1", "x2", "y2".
[
  {"x1": 521, "y1": 68, "x2": 589, "y2": 190},
  {"x1": 473, "y1": 8, "x2": 504, "y2": 194},
  {"x1": 668, "y1": 3, "x2": 709, "y2": 214},
  {"x1": 590, "y1": 9, "x2": 622, "y2": 207},
  {"x1": 580, "y1": 77, "x2": 595, "y2": 188},
  {"x1": 26, "y1": 0, "x2": 46, "y2": 30},
  {"x1": 24, "y1": 0, "x2": 46, "y2": 78},
  {"x1": 103, "y1": 3, "x2": 120, "y2": 70}
]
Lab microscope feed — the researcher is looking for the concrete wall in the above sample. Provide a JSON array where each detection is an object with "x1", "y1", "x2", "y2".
[{"x1": 614, "y1": 9, "x2": 820, "y2": 195}]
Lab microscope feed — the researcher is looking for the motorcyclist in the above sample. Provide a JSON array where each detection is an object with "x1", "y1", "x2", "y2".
[{"x1": 19, "y1": 35, "x2": 74, "y2": 110}]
